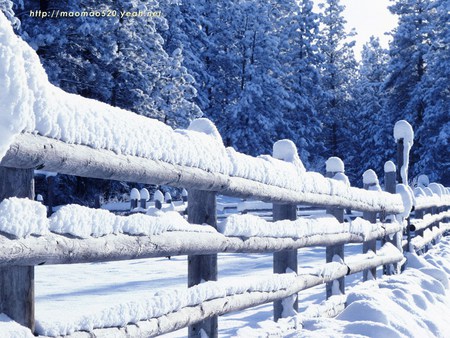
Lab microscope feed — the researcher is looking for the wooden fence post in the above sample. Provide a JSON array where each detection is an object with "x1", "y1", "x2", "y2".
[
  {"x1": 129, "y1": 188, "x2": 140, "y2": 210},
  {"x1": 273, "y1": 203, "x2": 298, "y2": 321},
  {"x1": 153, "y1": 190, "x2": 163, "y2": 210},
  {"x1": 362, "y1": 170, "x2": 378, "y2": 281},
  {"x1": 0, "y1": 166, "x2": 35, "y2": 332},
  {"x1": 383, "y1": 161, "x2": 402, "y2": 274},
  {"x1": 187, "y1": 189, "x2": 217, "y2": 338},
  {"x1": 47, "y1": 175, "x2": 55, "y2": 217},
  {"x1": 94, "y1": 194, "x2": 102, "y2": 209},
  {"x1": 182, "y1": 188, "x2": 188, "y2": 202},
  {"x1": 140, "y1": 188, "x2": 149, "y2": 209},
  {"x1": 325, "y1": 157, "x2": 345, "y2": 298}
]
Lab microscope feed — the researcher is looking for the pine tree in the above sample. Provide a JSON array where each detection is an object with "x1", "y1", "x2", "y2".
[
  {"x1": 316, "y1": 0, "x2": 358, "y2": 180},
  {"x1": 415, "y1": 0, "x2": 450, "y2": 184},
  {"x1": 384, "y1": 0, "x2": 433, "y2": 179},
  {"x1": 354, "y1": 37, "x2": 392, "y2": 180},
  {"x1": 277, "y1": 0, "x2": 324, "y2": 169}
]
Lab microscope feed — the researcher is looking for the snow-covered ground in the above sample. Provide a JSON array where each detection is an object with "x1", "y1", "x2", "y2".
[{"x1": 1, "y1": 236, "x2": 449, "y2": 337}]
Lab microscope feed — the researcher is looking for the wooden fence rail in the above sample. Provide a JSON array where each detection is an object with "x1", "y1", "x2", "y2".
[{"x1": 0, "y1": 129, "x2": 449, "y2": 337}]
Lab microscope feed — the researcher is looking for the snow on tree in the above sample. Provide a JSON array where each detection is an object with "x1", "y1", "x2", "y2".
[
  {"x1": 316, "y1": 0, "x2": 358, "y2": 180},
  {"x1": 13, "y1": 0, "x2": 202, "y2": 205},
  {"x1": 383, "y1": 0, "x2": 433, "y2": 179},
  {"x1": 0, "y1": 0, "x2": 19, "y2": 28},
  {"x1": 353, "y1": 37, "x2": 392, "y2": 181},
  {"x1": 414, "y1": 0, "x2": 450, "y2": 185},
  {"x1": 15, "y1": 0, "x2": 201, "y2": 128},
  {"x1": 276, "y1": 0, "x2": 324, "y2": 169}
]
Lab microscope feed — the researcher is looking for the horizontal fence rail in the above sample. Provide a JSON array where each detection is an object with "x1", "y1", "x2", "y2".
[
  {"x1": 1, "y1": 133, "x2": 405, "y2": 213},
  {"x1": 0, "y1": 215, "x2": 404, "y2": 267}
]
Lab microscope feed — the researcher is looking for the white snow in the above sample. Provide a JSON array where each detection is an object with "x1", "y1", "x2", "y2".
[
  {"x1": 325, "y1": 157, "x2": 345, "y2": 173},
  {"x1": 332, "y1": 172, "x2": 350, "y2": 187},
  {"x1": 383, "y1": 160, "x2": 396, "y2": 173},
  {"x1": 0, "y1": 199, "x2": 212, "y2": 239},
  {"x1": 218, "y1": 213, "x2": 398, "y2": 241},
  {"x1": 417, "y1": 174, "x2": 430, "y2": 188},
  {"x1": 393, "y1": 120, "x2": 414, "y2": 184},
  {"x1": 153, "y1": 190, "x2": 164, "y2": 202},
  {"x1": 0, "y1": 197, "x2": 48, "y2": 238},
  {"x1": 164, "y1": 192, "x2": 172, "y2": 202},
  {"x1": 0, "y1": 314, "x2": 34, "y2": 338},
  {"x1": 239, "y1": 238, "x2": 450, "y2": 338},
  {"x1": 49, "y1": 205, "x2": 214, "y2": 238},
  {"x1": 187, "y1": 118, "x2": 223, "y2": 142},
  {"x1": 129, "y1": 188, "x2": 140, "y2": 200},
  {"x1": 140, "y1": 188, "x2": 150, "y2": 201},
  {"x1": 34, "y1": 272, "x2": 298, "y2": 336},
  {"x1": 396, "y1": 184, "x2": 414, "y2": 220},
  {"x1": 362, "y1": 169, "x2": 379, "y2": 185},
  {"x1": 272, "y1": 139, "x2": 306, "y2": 172},
  {"x1": 429, "y1": 182, "x2": 444, "y2": 197}
]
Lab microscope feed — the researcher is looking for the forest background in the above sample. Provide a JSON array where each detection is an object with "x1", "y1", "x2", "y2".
[{"x1": 1, "y1": 0, "x2": 448, "y2": 205}]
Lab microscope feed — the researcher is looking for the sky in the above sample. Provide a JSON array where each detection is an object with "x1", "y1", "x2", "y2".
[{"x1": 316, "y1": 0, "x2": 399, "y2": 58}]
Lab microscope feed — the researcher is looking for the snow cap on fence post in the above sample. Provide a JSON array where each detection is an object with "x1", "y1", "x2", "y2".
[
  {"x1": 325, "y1": 157, "x2": 345, "y2": 176},
  {"x1": 36, "y1": 194, "x2": 43, "y2": 203},
  {"x1": 153, "y1": 190, "x2": 164, "y2": 210},
  {"x1": 394, "y1": 120, "x2": 414, "y2": 184},
  {"x1": 140, "y1": 188, "x2": 150, "y2": 209},
  {"x1": 164, "y1": 192, "x2": 172, "y2": 203},
  {"x1": 363, "y1": 169, "x2": 381, "y2": 191},
  {"x1": 181, "y1": 188, "x2": 188, "y2": 202},
  {"x1": 188, "y1": 118, "x2": 223, "y2": 143},
  {"x1": 273, "y1": 139, "x2": 306, "y2": 173},
  {"x1": 417, "y1": 174, "x2": 429, "y2": 188},
  {"x1": 130, "y1": 188, "x2": 140, "y2": 210}
]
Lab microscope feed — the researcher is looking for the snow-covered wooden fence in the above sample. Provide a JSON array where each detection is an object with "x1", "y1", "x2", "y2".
[
  {"x1": 0, "y1": 15, "x2": 448, "y2": 335},
  {"x1": 0, "y1": 127, "x2": 449, "y2": 337}
]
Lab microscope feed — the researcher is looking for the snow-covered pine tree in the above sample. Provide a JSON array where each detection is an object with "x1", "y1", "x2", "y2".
[
  {"x1": 415, "y1": 0, "x2": 450, "y2": 184},
  {"x1": 384, "y1": 0, "x2": 433, "y2": 179},
  {"x1": 316, "y1": 0, "x2": 358, "y2": 180},
  {"x1": 15, "y1": 0, "x2": 201, "y2": 128},
  {"x1": 354, "y1": 37, "x2": 391, "y2": 181},
  {"x1": 219, "y1": 0, "x2": 293, "y2": 156},
  {"x1": 277, "y1": 0, "x2": 324, "y2": 169},
  {"x1": 159, "y1": 0, "x2": 214, "y2": 114}
]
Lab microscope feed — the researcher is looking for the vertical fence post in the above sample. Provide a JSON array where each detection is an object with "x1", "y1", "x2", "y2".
[
  {"x1": 130, "y1": 188, "x2": 140, "y2": 210},
  {"x1": 94, "y1": 194, "x2": 102, "y2": 209},
  {"x1": 153, "y1": 190, "x2": 163, "y2": 210},
  {"x1": 383, "y1": 161, "x2": 402, "y2": 274},
  {"x1": 140, "y1": 188, "x2": 149, "y2": 209},
  {"x1": 394, "y1": 120, "x2": 414, "y2": 252},
  {"x1": 47, "y1": 175, "x2": 55, "y2": 217},
  {"x1": 362, "y1": 170, "x2": 378, "y2": 281},
  {"x1": 187, "y1": 189, "x2": 217, "y2": 338},
  {"x1": 272, "y1": 140, "x2": 300, "y2": 321},
  {"x1": 325, "y1": 157, "x2": 345, "y2": 298},
  {"x1": 0, "y1": 166, "x2": 35, "y2": 332},
  {"x1": 273, "y1": 203, "x2": 298, "y2": 321}
]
